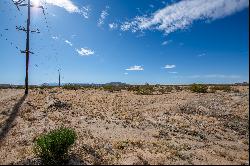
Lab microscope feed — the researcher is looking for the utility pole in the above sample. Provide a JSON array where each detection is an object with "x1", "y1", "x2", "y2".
[
  {"x1": 25, "y1": 0, "x2": 30, "y2": 94},
  {"x1": 12, "y1": 0, "x2": 44, "y2": 95},
  {"x1": 58, "y1": 69, "x2": 61, "y2": 87}
]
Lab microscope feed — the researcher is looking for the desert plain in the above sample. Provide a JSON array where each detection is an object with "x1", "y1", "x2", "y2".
[{"x1": 0, "y1": 85, "x2": 249, "y2": 165}]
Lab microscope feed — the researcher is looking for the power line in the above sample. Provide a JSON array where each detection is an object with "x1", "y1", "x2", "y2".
[
  {"x1": 41, "y1": 2, "x2": 61, "y2": 71},
  {"x1": 12, "y1": 0, "x2": 44, "y2": 94}
]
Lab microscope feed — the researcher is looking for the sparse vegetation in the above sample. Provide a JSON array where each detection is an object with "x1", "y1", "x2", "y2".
[
  {"x1": 174, "y1": 85, "x2": 183, "y2": 92},
  {"x1": 158, "y1": 86, "x2": 173, "y2": 94},
  {"x1": 34, "y1": 127, "x2": 77, "y2": 165},
  {"x1": 48, "y1": 99, "x2": 71, "y2": 110},
  {"x1": 136, "y1": 83, "x2": 155, "y2": 95},
  {"x1": 114, "y1": 140, "x2": 143, "y2": 150},
  {"x1": 62, "y1": 84, "x2": 82, "y2": 90},
  {"x1": 189, "y1": 84, "x2": 208, "y2": 93},
  {"x1": 102, "y1": 85, "x2": 123, "y2": 92},
  {"x1": 0, "y1": 84, "x2": 248, "y2": 165},
  {"x1": 210, "y1": 85, "x2": 232, "y2": 92}
]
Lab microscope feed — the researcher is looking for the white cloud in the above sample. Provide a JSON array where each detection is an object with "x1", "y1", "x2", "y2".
[
  {"x1": 162, "y1": 40, "x2": 172, "y2": 45},
  {"x1": 35, "y1": 0, "x2": 91, "y2": 18},
  {"x1": 164, "y1": 64, "x2": 176, "y2": 69},
  {"x1": 76, "y1": 48, "x2": 94, "y2": 56},
  {"x1": 98, "y1": 6, "x2": 109, "y2": 27},
  {"x1": 79, "y1": 6, "x2": 91, "y2": 19},
  {"x1": 65, "y1": 40, "x2": 73, "y2": 46},
  {"x1": 126, "y1": 65, "x2": 144, "y2": 71},
  {"x1": 120, "y1": 16, "x2": 146, "y2": 33},
  {"x1": 109, "y1": 23, "x2": 118, "y2": 30},
  {"x1": 52, "y1": 36, "x2": 59, "y2": 40},
  {"x1": 124, "y1": 72, "x2": 129, "y2": 75},
  {"x1": 120, "y1": 0, "x2": 249, "y2": 35}
]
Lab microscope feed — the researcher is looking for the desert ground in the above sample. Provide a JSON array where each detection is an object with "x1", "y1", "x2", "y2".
[{"x1": 0, "y1": 86, "x2": 249, "y2": 165}]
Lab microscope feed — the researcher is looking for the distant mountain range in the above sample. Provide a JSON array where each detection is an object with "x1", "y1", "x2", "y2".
[
  {"x1": 0, "y1": 81, "x2": 248, "y2": 87},
  {"x1": 42, "y1": 82, "x2": 128, "y2": 87}
]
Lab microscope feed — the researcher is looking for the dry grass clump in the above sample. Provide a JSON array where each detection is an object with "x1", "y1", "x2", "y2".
[
  {"x1": 47, "y1": 99, "x2": 71, "y2": 110},
  {"x1": 209, "y1": 85, "x2": 240, "y2": 93},
  {"x1": 62, "y1": 84, "x2": 82, "y2": 90},
  {"x1": 136, "y1": 84, "x2": 155, "y2": 95},
  {"x1": 158, "y1": 86, "x2": 173, "y2": 94},
  {"x1": 174, "y1": 85, "x2": 183, "y2": 92},
  {"x1": 114, "y1": 140, "x2": 144, "y2": 150},
  {"x1": 189, "y1": 84, "x2": 208, "y2": 93},
  {"x1": 209, "y1": 85, "x2": 232, "y2": 93},
  {"x1": 102, "y1": 85, "x2": 124, "y2": 92}
]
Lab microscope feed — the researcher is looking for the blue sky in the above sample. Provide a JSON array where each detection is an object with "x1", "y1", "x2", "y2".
[{"x1": 0, "y1": 0, "x2": 249, "y2": 85}]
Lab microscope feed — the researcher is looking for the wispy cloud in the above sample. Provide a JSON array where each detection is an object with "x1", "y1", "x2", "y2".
[
  {"x1": 71, "y1": 34, "x2": 77, "y2": 38},
  {"x1": 149, "y1": 4, "x2": 154, "y2": 8},
  {"x1": 126, "y1": 65, "x2": 144, "y2": 71},
  {"x1": 168, "y1": 71, "x2": 178, "y2": 74},
  {"x1": 164, "y1": 64, "x2": 176, "y2": 69},
  {"x1": 80, "y1": 6, "x2": 91, "y2": 19},
  {"x1": 52, "y1": 36, "x2": 59, "y2": 40},
  {"x1": 162, "y1": 40, "x2": 172, "y2": 45},
  {"x1": 65, "y1": 40, "x2": 73, "y2": 46},
  {"x1": 120, "y1": 16, "x2": 145, "y2": 33},
  {"x1": 98, "y1": 6, "x2": 109, "y2": 27},
  {"x1": 120, "y1": 0, "x2": 249, "y2": 35},
  {"x1": 124, "y1": 72, "x2": 129, "y2": 75},
  {"x1": 198, "y1": 53, "x2": 206, "y2": 57},
  {"x1": 37, "y1": 0, "x2": 91, "y2": 18},
  {"x1": 109, "y1": 23, "x2": 118, "y2": 30},
  {"x1": 76, "y1": 48, "x2": 94, "y2": 56}
]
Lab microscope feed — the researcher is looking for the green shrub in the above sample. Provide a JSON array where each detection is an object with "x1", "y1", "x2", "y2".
[
  {"x1": 174, "y1": 85, "x2": 182, "y2": 92},
  {"x1": 127, "y1": 85, "x2": 140, "y2": 92},
  {"x1": 62, "y1": 84, "x2": 82, "y2": 90},
  {"x1": 189, "y1": 84, "x2": 208, "y2": 93},
  {"x1": 136, "y1": 84, "x2": 155, "y2": 95},
  {"x1": 14, "y1": 85, "x2": 25, "y2": 89},
  {"x1": 34, "y1": 127, "x2": 77, "y2": 165},
  {"x1": 232, "y1": 88, "x2": 240, "y2": 93},
  {"x1": 209, "y1": 87, "x2": 217, "y2": 93},
  {"x1": 39, "y1": 85, "x2": 55, "y2": 90},
  {"x1": 158, "y1": 86, "x2": 173, "y2": 94},
  {"x1": 210, "y1": 85, "x2": 232, "y2": 92},
  {"x1": 103, "y1": 85, "x2": 123, "y2": 92}
]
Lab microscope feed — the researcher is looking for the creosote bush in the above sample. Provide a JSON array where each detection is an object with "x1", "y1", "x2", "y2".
[
  {"x1": 158, "y1": 86, "x2": 173, "y2": 94},
  {"x1": 103, "y1": 85, "x2": 124, "y2": 92},
  {"x1": 34, "y1": 127, "x2": 77, "y2": 165},
  {"x1": 210, "y1": 85, "x2": 232, "y2": 92},
  {"x1": 62, "y1": 84, "x2": 82, "y2": 90},
  {"x1": 174, "y1": 85, "x2": 183, "y2": 92},
  {"x1": 136, "y1": 84, "x2": 155, "y2": 95},
  {"x1": 189, "y1": 84, "x2": 208, "y2": 93}
]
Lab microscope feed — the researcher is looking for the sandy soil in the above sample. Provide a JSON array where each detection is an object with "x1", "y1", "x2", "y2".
[{"x1": 0, "y1": 86, "x2": 249, "y2": 165}]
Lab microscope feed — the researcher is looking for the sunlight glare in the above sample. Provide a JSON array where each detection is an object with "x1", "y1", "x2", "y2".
[{"x1": 32, "y1": 0, "x2": 41, "y2": 7}]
